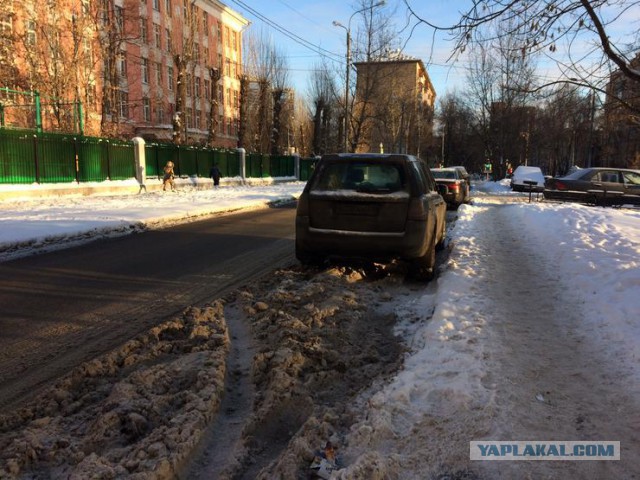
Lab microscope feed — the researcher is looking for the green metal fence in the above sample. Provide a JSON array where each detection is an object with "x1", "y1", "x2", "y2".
[
  {"x1": 144, "y1": 143, "x2": 242, "y2": 179},
  {"x1": 246, "y1": 153, "x2": 296, "y2": 178},
  {"x1": 0, "y1": 129, "x2": 135, "y2": 184},
  {"x1": 299, "y1": 157, "x2": 319, "y2": 181},
  {"x1": 0, "y1": 127, "x2": 298, "y2": 184}
]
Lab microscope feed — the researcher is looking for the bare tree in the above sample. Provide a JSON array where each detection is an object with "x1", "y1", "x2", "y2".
[
  {"x1": 307, "y1": 62, "x2": 338, "y2": 155},
  {"x1": 405, "y1": 0, "x2": 640, "y2": 108},
  {"x1": 349, "y1": 0, "x2": 403, "y2": 152},
  {"x1": 270, "y1": 44, "x2": 289, "y2": 155},
  {"x1": 242, "y1": 29, "x2": 291, "y2": 153},
  {"x1": 170, "y1": 0, "x2": 200, "y2": 144}
]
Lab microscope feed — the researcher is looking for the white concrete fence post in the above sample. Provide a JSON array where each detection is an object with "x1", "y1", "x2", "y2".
[
  {"x1": 293, "y1": 153, "x2": 300, "y2": 180},
  {"x1": 132, "y1": 137, "x2": 147, "y2": 193},
  {"x1": 237, "y1": 147, "x2": 246, "y2": 183}
]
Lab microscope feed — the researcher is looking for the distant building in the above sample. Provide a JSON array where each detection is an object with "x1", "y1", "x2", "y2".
[
  {"x1": 353, "y1": 56, "x2": 435, "y2": 155},
  {"x1": 603, "y1": 54, "x2": 640, "y2": 169},
  {"x1": 0, "y1": 0, "x2": 248, "y2": 147}
]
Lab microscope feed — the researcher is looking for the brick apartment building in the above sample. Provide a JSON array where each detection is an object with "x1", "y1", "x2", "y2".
[
  {"x1": 353, "y1": 57, "x2": 435, "y2": 155},
  {"x1": 603, "y1": 54, "x2": 640, "y2": 169},
  {"x1": 0, "y1": 0, "x2": 248, "y2": 148}
]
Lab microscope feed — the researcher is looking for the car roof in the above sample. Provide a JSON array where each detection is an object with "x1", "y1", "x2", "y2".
[
  {"x1": 321, "y1": 153, "x2": 416, "y2": 161},
  {"x1": 583, "y1": 167, "x2": 640, "y2": 173}
]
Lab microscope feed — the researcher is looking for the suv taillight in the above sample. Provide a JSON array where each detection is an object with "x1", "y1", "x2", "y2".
[{"x1": 408, "y1": 198, "x2": 427, "y2": 220}]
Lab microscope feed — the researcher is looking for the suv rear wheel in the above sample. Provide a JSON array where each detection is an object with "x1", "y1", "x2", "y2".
[
  {"x1": 408, "y1": 234, "x2": 436, "y2": 281},
  {"x1": 295, "y1": 244, "x2": 324, "y2": 266}
]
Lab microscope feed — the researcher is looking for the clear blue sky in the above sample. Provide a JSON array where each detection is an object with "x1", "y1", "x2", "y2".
[
  {"x1": 226, "y1": 1, "x2": 640, "y2": 106},
  {"x1": 225, "y1": 0, "x2": 468, "y2": 101}
]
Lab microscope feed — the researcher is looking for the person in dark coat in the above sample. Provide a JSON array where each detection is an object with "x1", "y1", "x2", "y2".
[{"x1": 210, "y1": 164, "x2": 221, "y2": 188}]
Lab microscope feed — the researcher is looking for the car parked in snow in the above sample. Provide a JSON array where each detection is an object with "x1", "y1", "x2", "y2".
[
  {"x1": 510, "y1": 166, "x2": 545, "y2": 192},
  {"x1": 451, "y1": 165, "x2": 471, "y2": 187},
  {"x1": 295, "y1": 153, "x2": 448, "y2": 280},
  {"x1": 544, "y1": 167, "x2": 640, "y2": 206},
  {"x1": 431, "y1": 167, "x2": 471, "y2": 208}
]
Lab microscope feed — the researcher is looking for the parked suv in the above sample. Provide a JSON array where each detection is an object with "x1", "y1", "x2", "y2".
[{"x1": 295, "y1": 153, "x2": 447, "y2": 280}]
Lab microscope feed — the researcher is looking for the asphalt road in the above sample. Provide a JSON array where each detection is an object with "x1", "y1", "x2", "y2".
[{"x1": 0, "y1": 203, "x2": 297, "y2": 410}]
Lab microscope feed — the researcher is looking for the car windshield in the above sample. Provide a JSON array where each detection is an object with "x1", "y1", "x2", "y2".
[
  {"x1": 313, "y1": 161, "x2": 407, "y2": 193},
  {"x1": 432, "y1": 170, "x2": 457, "y2": 179}
]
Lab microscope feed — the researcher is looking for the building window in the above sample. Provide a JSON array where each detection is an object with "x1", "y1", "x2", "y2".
[
  {"x1": 168, "y1": 65, "x2": 174, "y2": 90},
  {"x1": 194, "y1": 44, "x2": 200, "y2": 63},
  {"x1": 226, "y1": 88, "x2": 231, "y2": 106},
  {"x1": 186, "y1": 107, "x2": 192, "y2": 128},
  {"x1": 225, "y1": 58, "x2": 230, "y2": 76},
  {"x1": 204, "y1": 79, "x2": 210, "y2": 100},
  {"x1": 118, "y1": 91, "x2": 129, "y2": 118},
  {"x1": 225, "y1": 26, "x2": 230, "y2": 48},
  {"x1": 152, "y1": 0, "x2": 160, "y2": 11},
  {"x1": 203, "y1": 46, "x2": 209, "y2": 64},
  {"x1": 183, "y1": 0, "x2": 187, "y2": 17},
  {"x1": 202, "y1": 13, "x2": 208, "y2": 34},
  {"x1": 141, "y1": 57, "x2": 149, "y2": 84},
  {"x1": 155, "y1": 61, "x2": 162, "y2": 86},
  {"x1": 186, "y1": 73, "x2": 192, "y2": 96},
  {"x1": 140, "y1": 18, "x2": 148, "y2": 43},
  {"x1": 155, "y1": 105, "x2": 164, "y2": 123},
  {"x1": 118, "y1": 52, "x2": 127, "y2": 77},
  {"x1": 195, "y1": 109, "x2": 201, "y2": 129},
  {"x1": 217, "y1": 22, "x2": 222, "y2": 44},
  {"x1": 26, "y1": 20, "x2": 36, "y2": 46},
  {"x1": 115, "y1": 6, "x2": 124, "y2": 32},
  {"x1": 165, "y1": 0, "x2": 171, "y2": 14},
  {"x1": 232, "y1": 30, "x2": 237, "y2": 51},
  {"x1": 233, "y1": 90, "x2": 238, "y2": 109},
  {"x1": 143, "y1": 97, "x2": 151, "y2": 121},
  {"x1": 218, "y1": 84, "x2": 223, "y2": 105},
  {"x1": 166, "y1": 28, "x2": 171, "y2": 51},
  {"x1": 154, "y1": 23, "x2": 161, "y2": 48},
  {"x1": 217, "y1": 53, "x2": 222, "y2": 69}
]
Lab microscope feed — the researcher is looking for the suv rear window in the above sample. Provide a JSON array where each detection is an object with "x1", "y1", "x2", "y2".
[{"x1": 313, "y1": 161, "x2": 407, "y2": 193}]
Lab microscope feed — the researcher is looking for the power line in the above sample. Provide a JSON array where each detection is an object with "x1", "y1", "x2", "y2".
[{"x1": 228, "y1": 0, "x2": 343, "y2": 64}]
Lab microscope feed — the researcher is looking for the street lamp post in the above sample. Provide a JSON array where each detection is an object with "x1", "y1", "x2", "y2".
[{"x1": 333, "y1": 1, "x2": 385, "y2": 153}]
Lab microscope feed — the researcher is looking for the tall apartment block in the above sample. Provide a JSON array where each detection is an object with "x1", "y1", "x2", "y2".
[{"x1": 0, "y1": 0, "x2": 248, "y2": 148}]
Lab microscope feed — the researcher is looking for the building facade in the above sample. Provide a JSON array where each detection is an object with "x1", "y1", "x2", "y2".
[
  {"x1": 0, "y1": 0, "x2": 248, "y2": 147},
  {"x1": 353, "y1": 57, "x2": 435, "y2": 155},
  {"x1": 603, "y1": 54, "x2": 640, "y2": 169}
]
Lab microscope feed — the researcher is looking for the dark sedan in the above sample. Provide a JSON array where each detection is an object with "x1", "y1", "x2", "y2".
[
  {"x1": 431, "y1": 167, "x2": 471, "y2": 208},
  {"x1": 544, "y1": 167, "x2": 640, "y2": 206}
]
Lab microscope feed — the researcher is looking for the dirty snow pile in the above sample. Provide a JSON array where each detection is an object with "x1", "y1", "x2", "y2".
[{"x1": 0, "y1": 304, "x2": 229, "y2": 478}]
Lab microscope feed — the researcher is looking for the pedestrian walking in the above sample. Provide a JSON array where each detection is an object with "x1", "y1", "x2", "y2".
[
  {"x1": 209, "y1": 164, "x2": 222, "y2": 188},
  {"x1": 163, "y1": 161, "x2": 176, "y2": 191}
]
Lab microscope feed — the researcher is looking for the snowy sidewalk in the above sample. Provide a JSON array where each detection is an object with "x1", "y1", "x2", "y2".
[{"x1": 0, "y1": 182, "x2": 305, "y2": 262}]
